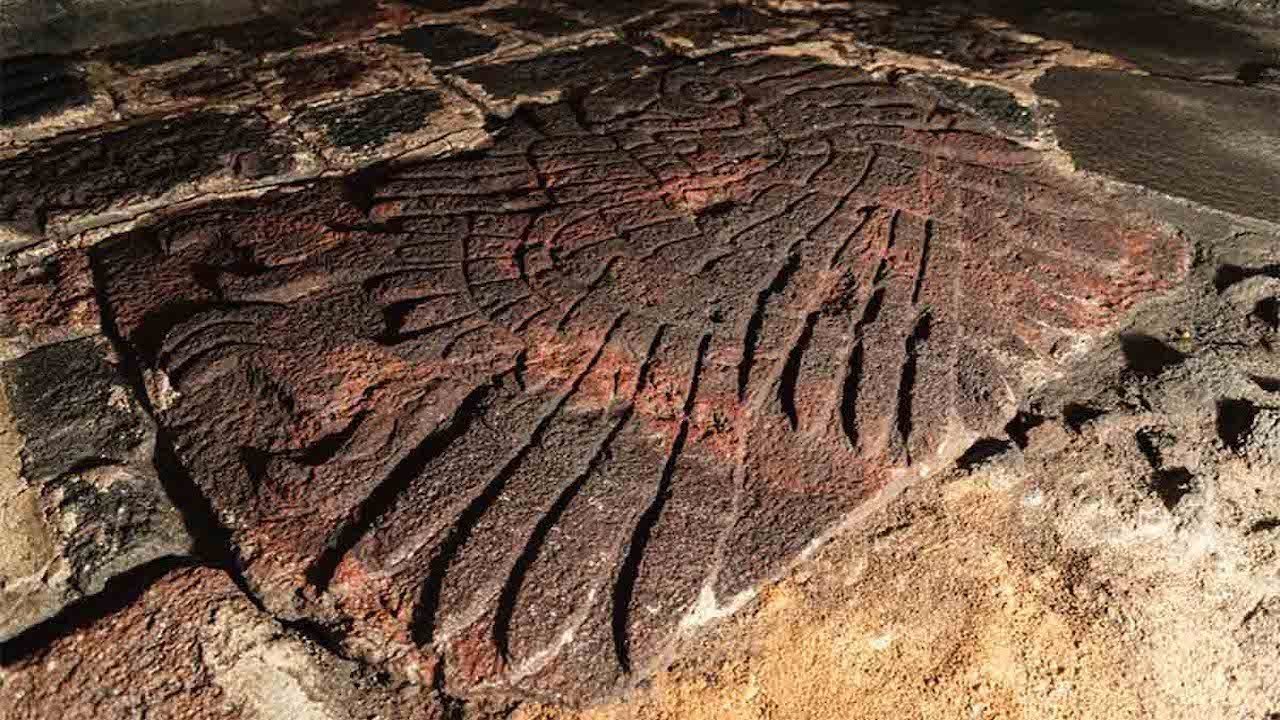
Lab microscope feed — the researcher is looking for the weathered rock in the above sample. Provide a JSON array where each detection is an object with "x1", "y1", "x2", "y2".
[
  {"x1": 454, "y1": 41, "x2": 658, "y2": 115},
  {"x1": 380, "y1": 24, "x2": 504, "y2": 67},
  {"x1": 0, "y1": 566, "x2": 444, "y2": 720},
  {"x1": 10, "y1": 0, "x2": 1280, "y2": 715},
  {"x1": 1, "y1": 0, "x2": 268, "y2": 59},
  {"x1": 1036, "y1": 68, "x2": 1280, "y2": 224},
  {"x1": 0, "y1": 56, "x2": 92, "y2": 127},
  {"x1": 479, "y1": 6, "x2": 591, "y2": 39},
  {"x1": 292, "y1": 84, "x2": 488, "y2": 170},
  {"x1": 513, "y1": 206, "x2": 1280, "y2": 720},
  {"x1": 980, "y1": 0, "x2": 1280, "y2": 78},
  {"x1": 92, "y1": 50, "x2": 1188, "y2": 703},
  {"x1": 0, "y1": 335, "x2": 190, "y2": 642},
  {"x1": 0, "y1": 251, "x2": 99, "y2": 356},
  {"x1": 801, "y1": 2, "x2": 1052, "y2": 72},
  {"x1": 0, "y1": 2, "x2": 498, "y2": 253},
  {"x1": 0, "y1": 250, "x2": 191, "y2": 643},
  {"x1": 644, "y1": 6, "x2": 818, "y2": 57},
  {"x1": 910, "y1": 76, "x2": 1038, "y2": 137},
  {"x1": 0, "y1": 110, "x2": 318, "y2": 250}
]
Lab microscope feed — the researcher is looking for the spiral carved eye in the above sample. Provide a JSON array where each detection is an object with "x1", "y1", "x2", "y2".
[
  {"x1": 662, "y1": 73, "x2": 744, "y2": 115},
  {"x1": 680, "y1": 78, "x2": 740, "y2": 105}
]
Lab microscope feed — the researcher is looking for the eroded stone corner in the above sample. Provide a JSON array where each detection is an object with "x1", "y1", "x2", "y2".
[
  {"x1": 0, "y1": 251, "x2": 191, "y2": 643},
  {"x1": 0, "y1": 566, "x2": 446, "y2": 720}
]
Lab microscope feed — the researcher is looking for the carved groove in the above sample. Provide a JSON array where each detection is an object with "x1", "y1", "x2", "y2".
[
  {"x1": 612, "y1": 332, "x2": 711, "y2": 672},
  {"x1": 739, "y1": 252, "x2": 801, "y2": 400},
  {"x1": 896, "y1": 313, "x2": 931, "y2": 462},
  {"x1": 840, "y1": 342, "x2": 864, "y2": 448},
  {"x1": 413, "y1": 314, "x2": 627, "y2": 646},
  {"x1": 493, "y1": 325, "x2": 667, "y2": 659},
  {"x1": 307, "y1": 388, "x2": 490, "y2": 591},
  {"x1": 779, "y1": 311, "x2": 820, "y2": 431}
]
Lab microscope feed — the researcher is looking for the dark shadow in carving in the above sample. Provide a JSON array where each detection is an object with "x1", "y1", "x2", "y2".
[
  {"x1": 1120, "y1": 334, "x2": 1186, "y2": 379},
  {"x1": 1216, "y1": 398, "x2": 1259, "y2": 452}
]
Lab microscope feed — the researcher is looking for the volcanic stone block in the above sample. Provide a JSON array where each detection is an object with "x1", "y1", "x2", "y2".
[
  {"x1": 380, "y1": 24, "x2": 502, "y2": 66},
  {"x1": 1037, "y1": 68, "x2": 1280, "y2": 225},
  {"x1": 0, "y1": 336, "x2": 189, "y2": 642},
  {"x1": 93, "y1": 53, "x2": 1188, "y2": 703},
  {"x1": 0, "y1": 110, "x2": 302, "y2": 245},
  {"x1": 299, "y1": 90, "x2": 446, "y2": 150},
  {"x1": 291, "y1": 84, "x2": 488, "y2": 170},
  {"x1": 0, "y1": 0, "x2": 262, "y2": 59},
  {"x1": 0, "y1": 566, "x2": 442, "y2": 719},
  {"x1": 913, "y1": 76, "x2": 1037, "y2": 137},
  {"x1": 983, "y1": 1, "x2": 1280, "y2": 77},
  {"x1": 455, "y1": 42, "x2": 654, "y2": 112},
  {"x1": 0, "y1": 251, "x2": 99, "y2": 351},
  {"x1": 402, "y1": 0, "x2": 488, "y2": 11},
  {"x1": 812, "y1": 4, "x2": 1049, "y2": 71},
  {"x1": 548, "y1": 0, "x2": 668, "y2": 26},
  {"x1": 480, "y1": 6, "x2": 588, "y2": 37},
  {"x1": 646, "y1": 5, "x2": 817, "y2": 57}
]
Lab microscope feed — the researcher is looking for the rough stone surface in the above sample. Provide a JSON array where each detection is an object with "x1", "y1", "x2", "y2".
[
  {"x1": 92, "y1": 50, "x2": 1185, "y2": 703},
  {"x1": 0, "y1": 247, "x2": 191, "y2": 643},
  {"x1": 381, "y1": 24, "x2": 504, "y2": 66},
  {"x1": 980, "y1": 0, "x2": 1280, "y2": 77},
  {"x1": 455, "y1": 42, "x2": 658, "y2": 114},
  {"x1": 0, "y1": 566, "x2": 444, "y2": 719},
  {"x1": 0, "y1": 2, "x2": 494, "y2": 252},
  {"x1": 0, "y1": 335, "x2": 189, "y2": 642},
  {"x1": 519, "y1": 208, "x2": 1280, "y2": 720},
  {"x1": 1, "y1": 0, "x2": 264, "y2": 59},
  {"x1": 1036, "y1": 68, "x2": 1280, "y2": 224},
  {"x1": 0, "y1": 112, "x2": 280, "y2": 242},
  {"x1": 0, "y1": 250, "x2": 99, "y2": 355},
  {"x1": 804, "y1": 3, "x2": 1051, "y2": 71},
  {"x1": 0, "y1": 56, "x2": 93, "y2": 126}
]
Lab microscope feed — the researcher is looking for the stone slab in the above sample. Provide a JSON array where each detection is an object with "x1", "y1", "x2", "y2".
[
  {"x1": 1037, "y1": 67, "x2": 1280, "y2": 224},
  {"x1": 91, "y1": 51, "x2": 1189, "y2": 703},
  {"x1": 0, "y1": 248, "x2": 191, "y2": 643}
]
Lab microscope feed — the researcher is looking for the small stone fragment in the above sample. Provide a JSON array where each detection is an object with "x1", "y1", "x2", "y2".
[{"x1": 0, "y1": 337, "x2": 190, "y2": 642}]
